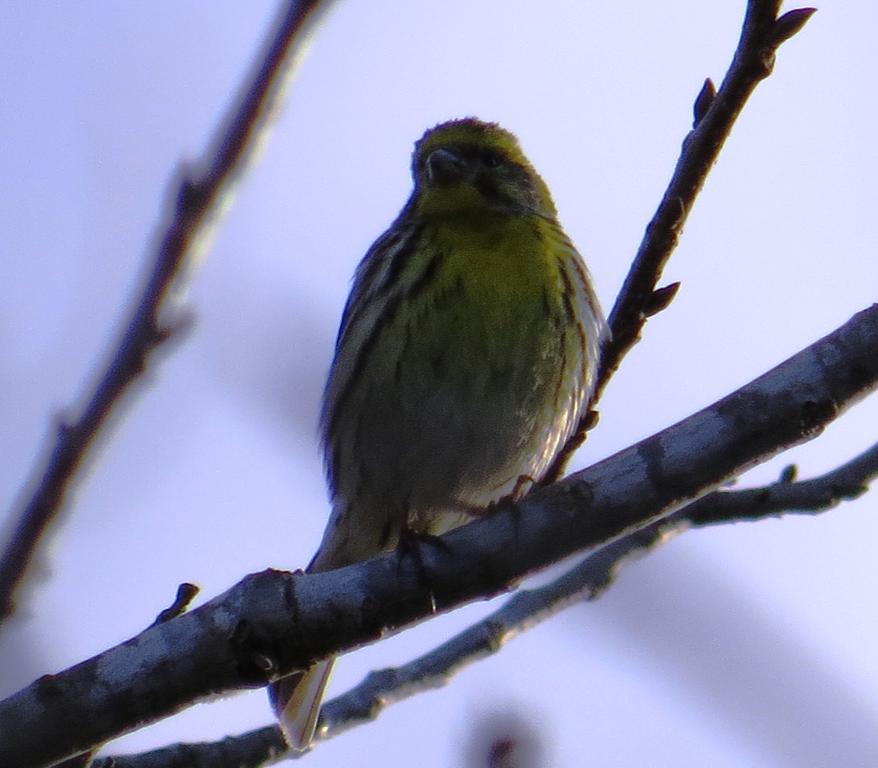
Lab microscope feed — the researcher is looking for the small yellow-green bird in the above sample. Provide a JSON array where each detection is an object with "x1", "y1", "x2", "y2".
[{"x1": 270, "y1": 117, "x2": 606, "y2": 749}]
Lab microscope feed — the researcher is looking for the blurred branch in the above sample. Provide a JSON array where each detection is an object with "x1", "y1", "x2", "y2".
[
  {"x1": 3, "y1": 304, "x2": 878, "y2": 768},
  {"x1": 0, "y1": 0, "x2": 332, "y2": 625},
  {"x1": 544, "y1": 0, "x2": 816, "y2": 482},
  {"x1": 92, "y1": 438, "x2": 878, "y2": 768}
]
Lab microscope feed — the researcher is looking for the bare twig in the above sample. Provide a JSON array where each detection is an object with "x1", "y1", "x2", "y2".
[
  {"x1": 0, "y1": 0, "x2": 332, "y2": 624},
  {"x1": 153, "y1": 583, "x2": 201, "y2": 627},
  {"x1": 92, "y1": 438, "x2": 878, "y2": 768},
  {"x1": 3, "y1": 304, "x2": 877, "y2": 768},
  {"x1": 92, "y1": 730, "x2": 287, "y2": 768},
  {"x1": 543, "y1": 0, "x2": 817, "y2": 482}
]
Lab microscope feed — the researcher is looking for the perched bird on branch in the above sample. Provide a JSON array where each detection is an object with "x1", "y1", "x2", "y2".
[{"x1": 270, "y1": 117, "x2": 606, "y2": 750}]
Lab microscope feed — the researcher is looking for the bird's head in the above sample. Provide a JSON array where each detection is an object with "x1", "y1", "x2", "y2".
[{"x1": 411, "y1": 118, "x2": 557, "y2": 219}]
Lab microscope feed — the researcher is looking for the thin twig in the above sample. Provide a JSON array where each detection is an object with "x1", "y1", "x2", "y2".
[
  {"x1": 543, "y1": 1, "x2": 817, "y2": 482},
  {"x1": 92, "y1": 729, "x2": 287, "y2": 768},
  {"x1": 152, "y1": 583, "x2": 201, "y2": 627},
  {"x1": 92, "y1": 439, "x2": 878, "y2": 768},
  {"x1": 0, "y1": 0, "x2": 332, "y2": 624}
]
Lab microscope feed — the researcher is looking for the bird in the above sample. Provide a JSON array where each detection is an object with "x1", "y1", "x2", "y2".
[{"x1": 269, "y1": 117, "x2": 606, "y2": 750}]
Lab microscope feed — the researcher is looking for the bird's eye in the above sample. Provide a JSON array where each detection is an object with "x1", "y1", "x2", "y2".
[{"x1": 483, "y1": 153, "x2": 502, "y2": 169}]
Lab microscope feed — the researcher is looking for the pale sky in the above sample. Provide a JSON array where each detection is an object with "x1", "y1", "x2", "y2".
[{"x1": 1, "y1": 3, "x2": 877, "y2": 766}]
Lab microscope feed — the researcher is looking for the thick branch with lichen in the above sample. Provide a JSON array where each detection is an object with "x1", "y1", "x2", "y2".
[
  {"x1": 2, "y1": 304, "x2": 877, "y2": 768},
  {"x1": 96, "y1": 439, "x2": 878, "y2": 768}
]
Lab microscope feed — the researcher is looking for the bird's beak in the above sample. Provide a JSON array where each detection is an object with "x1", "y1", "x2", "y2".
[{"x1": 426, "y1": 148, "x2": 466, "y2": 185}]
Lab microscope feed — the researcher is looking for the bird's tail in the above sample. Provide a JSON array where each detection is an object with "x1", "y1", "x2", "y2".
[{"x1": 269, "y1": 658, "x2": 335, "y2": 751}]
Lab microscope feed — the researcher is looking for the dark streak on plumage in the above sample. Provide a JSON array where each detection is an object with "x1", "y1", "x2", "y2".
[
  {"x1": 550, "y1": 335, "x2": 569, "y2": 429},
  {"x1": 378, "y1": 519, "x2": 394, "y2": 549},
  {"x1": 335, "y1": 229, "x2": 402, "y2": 347},
  {"x1": 558, "y1": 256, "x2": 589, "y2": 387},
  {"x1": 541, "y1": 286, "x2": 553, "y2": 322},
  {"x1": 381, "y1": 224, "x2": 424, "y2": 295},
  {"x1": 327, "y1": 230, "x2": 449, "y2": 468},
  {"x1": 404, "y1": 242, "x2": 445, "y2": 301},
  {"x1": 327, "y1": 282, "x2": 408, "y2": 458}
]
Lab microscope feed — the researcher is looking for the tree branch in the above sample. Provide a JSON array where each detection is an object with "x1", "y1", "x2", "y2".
[
  {"x1": 93, "y1": 730, "x2": 287, "y2": 768},
  {"x1": 0, "y1": 0, "x2": 332, "y2": 624},
  {"x1": 543, "y1": 1, "x2": 817, "y2": 482},
  {"x1": 2, "y1": 304, "x2": 877, "y2": 768},
  {"x1": 322, "y1": 441, "x2": 878, "y2": 727},
  {"x1": 94, "y1": 438, "x2": 878, "y2": 768}
]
